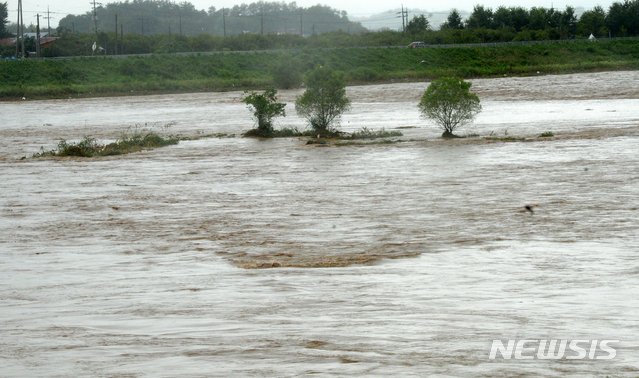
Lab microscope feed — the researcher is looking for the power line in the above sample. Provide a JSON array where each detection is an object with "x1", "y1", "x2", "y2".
[
  {"x1": 358, "y1": 16, "x2": 402, "y2": 23},
  {"x1": 43, "y1": 6, "x2": 54, "y2": 35}
]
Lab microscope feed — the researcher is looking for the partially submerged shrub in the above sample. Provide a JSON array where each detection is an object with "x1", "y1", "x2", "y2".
[
  {"x1": 33, "y1": 137, "x2": 101, "y2": 157},
  {"x1": 110, "y1": 124, "x2": 179, "y2": 153},
  {"x1": 539, "y1": 131, "x2": 555, "y2": 137},
  {"x1": 243, "y1": 126, "x2": 333, "y2": 138},
  {"x1": 349, "y1": 127, "x2": 403, "y2": 139},
  {"x1": 61, "y1": 137, "x2": 101, "y2": 157},
  {"x1": 243, "y1": 128, "x2": 273, "y2": 138},
  {"x1": 32, "y1": 123, "x2": 179, "y2": 158},
  {"x1": 242, "y1": 87, "x2": 286, "y2": 137}
]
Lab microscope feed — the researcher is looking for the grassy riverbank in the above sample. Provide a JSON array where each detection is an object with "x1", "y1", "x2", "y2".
[{"x1": 1, "y1": 39, "x2": 638, "y2": 100}]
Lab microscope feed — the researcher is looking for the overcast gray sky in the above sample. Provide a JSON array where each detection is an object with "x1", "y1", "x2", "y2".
[{"x1": 8, "y1": 0, "x2": 617, "y2": 28}]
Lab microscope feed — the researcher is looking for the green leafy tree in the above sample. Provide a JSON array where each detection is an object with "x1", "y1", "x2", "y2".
[
  {"x1": 606, "y1": 0, "x2": 639, "y2": 37},
  {"x1": 441, "y1": 9, "x2": 464, "y2": 30},
  {"x1": 418, "y1": 77, "x2": 482, "y2": 137},
  {"x1": 492, "y1": 6, "x2": 512, "y2": 29},
  {"x1": 466, "y1": 5, "x2": 494, "y2": 29},
  {"x1": 242, "y1": 87, "x2": 286, "y2": 136},
  {"x1": 578, "y1": 5, "x2": 608, "y2": 37},
  {"x1": 406, "y1": 14, "x2": 430, "y2": 33},
  {"x1": 295, "y1": 67, "x2": 351, "y2": 134},
  {"x1": 558, "y1": 6, "x2": 577, "y2": 38},
  {"x1": 0, "y1": 1, "x2": 10, "y2": 38},
  {"x1": 493, "y1": 6, "x2": 530, "y2": 31},
  {"x1": 527, "y1": 7, "x2": 551, "y2": 30}
]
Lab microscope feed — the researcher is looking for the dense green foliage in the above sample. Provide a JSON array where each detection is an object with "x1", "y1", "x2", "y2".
[
  {"x1": 609, "y1": 0, "x2": 639, "y2": 36},
  {"x1": 242, "y1": 87, "x2": 286, "y2": 135},
  {"x1": 442, "y1": 10, "x2": 465, "y2": 30},
  {"x1": 57, "y1": 0, "x2": 365, "y2": 37},
  {"x1": 295, "y1": 67, "x2": 351, "y2": 133},
  {"x1": 418, "y1": 77, "x2": 482, "y2": 135},
  {"x1": 0, "y1": 1, "x2": 10, "y2": 38},
  {"x1": 1, "y1": 39, "x2": 638, "y2": 99},
  {"x1": 406, "y1": 15, "x2": 430, "y2": 33},
  {"x1": 450, "y1": 0, "x2": 638, "y2": 40}
]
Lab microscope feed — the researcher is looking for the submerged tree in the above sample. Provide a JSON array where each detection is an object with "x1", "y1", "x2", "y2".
[
  {"x1": 418, "y1": 77, "x2": 482, "y2": 137},
  {"x1": 242, "y1": 87, "x2": 286, "y2": 137},
  {"x1": 295, "y1": 67, "x2": 351, "y2": 135}
]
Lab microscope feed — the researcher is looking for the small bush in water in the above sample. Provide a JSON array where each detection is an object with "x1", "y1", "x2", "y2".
[{"x1": 32, "y1": 124, "x2": 179, "y2": 158}]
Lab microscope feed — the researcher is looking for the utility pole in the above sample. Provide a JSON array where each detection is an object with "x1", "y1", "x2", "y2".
[
  {"x1": 20, "y1": 0, "x2": 24, "y2": 57},
  {"x1": 91, "y1": 0, "x2": 99, "y2": 37},
  {"x1": 179, "y1": 13, "x2": 182, "y2": 34},
  {"x1": 169, "y1": 26, "x2": 171, "y2": 37},
  {"x1": 283, "y1": 18, "x2": 287, "y2": 34},
  {"x1": 397, "y1": 5, "x2": 407, "y2": 32},
  {"x1": 72, "y1": 22, "x2": 75, "y2": 35},
  {"x1": 45, "y1": 6, "x2": 52, "y2": 36},
  {"x1": 16, "y1": 0, "x2": 25, "y2": 58},
  {"x1": 260, "y1": 6, "x2": 264, "y2": 35},
  {"x1": 222, "y1": 8, "x2": 226, "y2": 37},
  {"x1": 36, "y1": 14, "x2": 40, "y2": 59},
  {"x1": 15, "y1": 0, "x2": 20, "y2": 58},
  {"x1": 114, "y1": 14, "x2": 117, "y2": 55},
  {"x1": 300, "y1": 10, "x2": 303, "y2": 36},
  {"x1": 312, "y1": 24, "x2": 315, "y2": 35},
  {"x1": 138, "y1": 18, "x2": 144, "y2": 36},
  {"x1": 404, "y1": 7, "x2": 408, "y2": 32}
]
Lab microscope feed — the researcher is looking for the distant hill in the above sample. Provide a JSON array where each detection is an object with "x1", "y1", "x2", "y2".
[{"x1": 57, "y1": 0, "x2": 367, "y2": 36}]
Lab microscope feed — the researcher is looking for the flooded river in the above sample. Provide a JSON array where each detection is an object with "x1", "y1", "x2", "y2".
[{"x1": 1, "y1": 71, "x2": 638, "y2": 376}]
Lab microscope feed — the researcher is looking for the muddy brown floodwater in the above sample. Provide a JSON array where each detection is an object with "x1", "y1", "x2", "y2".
[{"x1": 1, "y1": 71, "x2": 638, "y2": 377}]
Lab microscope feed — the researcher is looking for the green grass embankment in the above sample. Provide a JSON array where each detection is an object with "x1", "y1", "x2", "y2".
[{"x1": 1, "y1": 39, "x2": 638, "y2": 100}]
